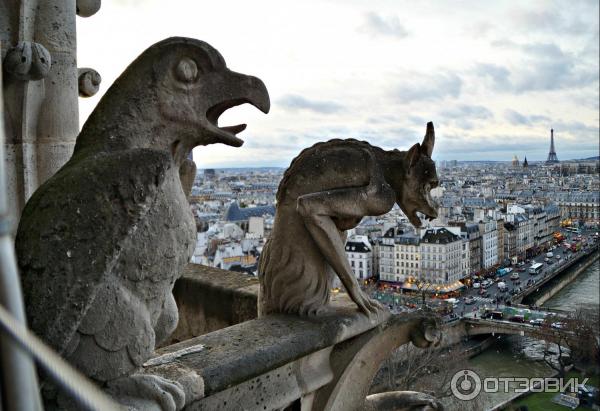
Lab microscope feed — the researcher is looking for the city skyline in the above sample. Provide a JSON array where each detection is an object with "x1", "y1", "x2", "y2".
[{"x1": 78, "y1": 0, "x2": 599, "y2": 167}]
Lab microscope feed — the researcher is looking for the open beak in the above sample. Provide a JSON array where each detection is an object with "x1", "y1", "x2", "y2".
[{"x1": 205, "y1": 71, "x2": 270, "y2": 147}]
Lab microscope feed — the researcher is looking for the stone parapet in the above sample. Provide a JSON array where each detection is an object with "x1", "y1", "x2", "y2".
[
  {"x1": 169, "y1": 264, "x2": 260, "y2": 343},
  {"x1": 147, "y1": 298, "x2": 441, "y2": 410}
]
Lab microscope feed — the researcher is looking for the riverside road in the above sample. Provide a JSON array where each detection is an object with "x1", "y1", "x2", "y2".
[{"x1": 372, "y1": 229, "x2": 599, "y2": 319}]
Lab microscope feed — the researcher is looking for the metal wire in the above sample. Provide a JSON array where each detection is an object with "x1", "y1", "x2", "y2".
[
  {"x1": 0, "y1": 41, "x2": 44, "y2": 411},
  {"x1": 0, "y1": 304, "x2": 121, "y2": 411}
]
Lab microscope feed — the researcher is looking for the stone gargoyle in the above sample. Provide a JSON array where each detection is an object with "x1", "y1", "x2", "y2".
[
  {"x1": 16, "y1": 37, "x2": 270, "y2": 410},
  {"x1": 259, "y1": 123, "x2": 438, "y2": 317}
]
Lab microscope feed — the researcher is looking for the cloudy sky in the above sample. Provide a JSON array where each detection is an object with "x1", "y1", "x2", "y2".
[{"x1": 77, "y1": 0, "x2": 599, "y2": 167}]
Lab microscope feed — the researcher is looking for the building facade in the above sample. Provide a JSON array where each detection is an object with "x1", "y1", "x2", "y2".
[
  {"x1": 420, "y1": 228, "x2": 465, "y2": 285},
  {"x1": 345, "y1": 235, "x2": 373, "y2": 282}
]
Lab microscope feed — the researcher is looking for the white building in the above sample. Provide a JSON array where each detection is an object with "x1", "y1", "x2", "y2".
[
  {"x1": 248, "y1": 216, "x2": 265, "y2": 237},
  {"x1": 419, "y1": 228, "x2": 464, "y2": 285},
  {"x1": 342, "y1": 235, "x2": 373, "y2": 288},
  {"x1": 213, "y1": 242, "x2": 245, "y2": 270},
  {"x1": 393, "y1": 234, "x2": 421, "y2": 283},
  {"x1": 478, "y1": 219, "x2": 498, "y2": 269},
  {"x1": 378, "y1": 227, "x2": 397, "y2": 282},
  {"x1": 506, "y1": 210, "x2": 532, "y2": 261}
]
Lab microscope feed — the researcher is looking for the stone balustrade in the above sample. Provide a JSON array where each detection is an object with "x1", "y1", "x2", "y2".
[
  {"x1": 158, "y1": 264, "x2": 441, "y2": 410},
  {"x1": 170, "y1": 264, "x2": 260, "y2": 343}
]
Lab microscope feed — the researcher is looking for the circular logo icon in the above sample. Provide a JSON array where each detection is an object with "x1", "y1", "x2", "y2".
[{"x1": 451, "y1": 369, "x2": 482, "y2": 401}]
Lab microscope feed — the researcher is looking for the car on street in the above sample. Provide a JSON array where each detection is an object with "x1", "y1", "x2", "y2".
[
  {"x1": 509, "y1": 315, "x2": 525, "y2": 323},
  {"x1": 473, "y1": 282, "x2": 481, "y2": 289},
  {"x1": 529, "y1": 318, "x2": 545, "y2": 326},
  {"x1": 510, "y1": 272, "x2": 520, "y2": 280},
  {"x1": 551, "y1": 322, "x2": 566, "y2": 329},
  {"x1": 465, "y1": 296, "x2": 475, "y2": 305}
]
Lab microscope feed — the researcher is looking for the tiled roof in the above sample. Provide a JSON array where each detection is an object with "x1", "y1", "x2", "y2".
[
  {"x1": 421, "y1": 228, "x2": 461, "y2": 244},
  {"x1": 345, "y1": 241, "x2": 371, "y2": 253},
  {"x1": 224, "y1": 202, "x2": 275, "y2": 222},
  {"x1": 395, "y1": 234, "x2": 420, "y2": 246}
]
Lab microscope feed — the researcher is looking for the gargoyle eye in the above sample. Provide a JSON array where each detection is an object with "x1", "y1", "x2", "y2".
[{"x1": 175, "y1": 57, "x2": 198, "y2": 83}]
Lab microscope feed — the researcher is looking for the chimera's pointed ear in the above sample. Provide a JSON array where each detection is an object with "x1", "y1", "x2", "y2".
[
  {"x1": 421, "y1": 121, "x2": 435, "y2": 157},
  {"x1": 407, "y1": 143, "x2": 421, "y2": 168}
]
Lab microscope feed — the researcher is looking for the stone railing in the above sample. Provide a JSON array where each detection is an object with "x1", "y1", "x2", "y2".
[
  {"x1": 169, "y1": 264, "x2": 259, "y2": 343},
  {"x1": 155, "y1": 264, "x2": 441, "y2": 410}
]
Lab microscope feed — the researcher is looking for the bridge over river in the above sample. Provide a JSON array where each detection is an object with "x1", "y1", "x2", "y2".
[{"x1": 440, "y1": 304, "x2": 585, "y2": 347}]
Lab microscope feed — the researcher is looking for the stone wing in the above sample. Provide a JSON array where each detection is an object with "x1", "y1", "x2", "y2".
[{"x1": 16, "y1": 148, "x2": 173, "y2": 354}]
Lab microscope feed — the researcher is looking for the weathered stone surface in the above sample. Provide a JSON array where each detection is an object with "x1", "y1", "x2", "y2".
[
  {"x1": 312, "y1": 311, "x2": 441, "y2": 411},
  {"x1": 76, "y1": 0, "x2": 101, "y2": 17},
  {"x1": 259, "y1": 123, "x2": 439, "y2": 317},
  {"x1": 152, "y1": 295, "x2": 390, "y2": 397},
  {"x1": 77, "y1": 67, "x2": 101, "y2": 97},
  {"x1": 170, "y1": 264, "x2": 259, "y2": 344},
  {"x1": 1, "y1": 0, "x2": 80, "y2": 215},
  {"x1": 16, "y1": 37, "x2": 269, "y2": 409},
  {"x1": 145, "y1": 301, "x2": 441, "y2": 410},
  {"x1": 365, "y1": 391, "x2": 443, "y2": 411},
  {"x1": 3, "y1": 41, "x2": 51, "y2": 81}
]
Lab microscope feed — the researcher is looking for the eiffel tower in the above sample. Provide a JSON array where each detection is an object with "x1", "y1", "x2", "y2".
[{"x1": 546, "y1": 128, "x2": 559, "y2": 164}]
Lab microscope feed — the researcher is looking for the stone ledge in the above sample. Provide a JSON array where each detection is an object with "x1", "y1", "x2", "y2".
[
  {"x1": 152, "y1": 296, "x2": 388, "y2": 397},
  {"x1": 181, "y1": 264, "x2": 259, "y2": 294},
  {"x1": 170, "y1": 264, "x2": 260, "y2": 343}
]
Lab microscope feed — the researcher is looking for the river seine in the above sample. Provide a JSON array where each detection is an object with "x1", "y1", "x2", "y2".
[{"x1": 466, "y1": 252, "x2": 599, "y2": 409}]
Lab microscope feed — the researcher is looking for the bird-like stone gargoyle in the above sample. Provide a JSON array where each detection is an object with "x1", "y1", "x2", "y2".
[
  {"x1": 16, "y1": 37, "x2": 270, "y2": 410},
  {"x1": 259, "y1": 123, "x2": 438, "y2": 318}
]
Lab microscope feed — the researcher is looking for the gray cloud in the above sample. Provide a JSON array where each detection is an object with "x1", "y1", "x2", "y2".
[
  {"x1": 504, "y1": 110, "x2": 551, "y2": 126},
  {"x1": 433, "y1": 118, "x2": 599, "y2": 161},
  {"x1": 277, "y1": 94, "x2": 345, "y2": 114},
  {"x1": 441, "y1": 104, "x2": 493, "y2": 120},
  {"x1": 508, "y1": 5, "x2": 594, "y2": 37},
  {"x1": 437, "y1": 105, "x2": 494, "y2": 131},
  {"x1": 551, "y1": 121, "x2": 599, "y2": 137},
  {"x1": 477, "y1": 41, "x2": 598, "y2": 93},
  {"x1": 391, "y1": 73, "x2": 463, "y2": 102},
  {"x1": 359, "y1": 12, "x2": 409, "y2": 39},
  {"x1": 474, "y1": 63, "x2": 511, "y2": 91}
]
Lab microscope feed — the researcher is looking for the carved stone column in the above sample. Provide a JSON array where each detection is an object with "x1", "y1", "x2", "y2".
[{"x1": 1, "y1": 0, "x2": 100, "y2": 219}]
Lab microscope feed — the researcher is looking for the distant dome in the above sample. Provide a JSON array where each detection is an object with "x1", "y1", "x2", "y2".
[{"x1": 512, "y1": 155, "x2": 520, "y2": 167}]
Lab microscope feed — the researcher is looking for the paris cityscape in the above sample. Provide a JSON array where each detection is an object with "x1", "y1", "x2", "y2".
[{"x1": 187, "y1": 130, "x2": 600, "y2": 409}]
